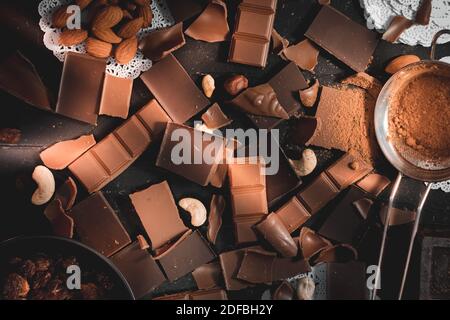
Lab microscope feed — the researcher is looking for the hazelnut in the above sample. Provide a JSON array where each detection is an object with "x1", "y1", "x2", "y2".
[
  {"x1": 349, "y1": 161, "x2": 360, "y2": 170},
  {"x1": 224, "y1": 75, "x2": 249, "y2": 96}
]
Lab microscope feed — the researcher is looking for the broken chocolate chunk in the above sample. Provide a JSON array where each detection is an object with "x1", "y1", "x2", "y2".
[{"x1": 140, "y1": 23, "x2": 186, "y2": 61}]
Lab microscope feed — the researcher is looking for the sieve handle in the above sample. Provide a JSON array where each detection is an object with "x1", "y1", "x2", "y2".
[{"x1": 430, "y1": 30, "x2": 450, "y2": 60}]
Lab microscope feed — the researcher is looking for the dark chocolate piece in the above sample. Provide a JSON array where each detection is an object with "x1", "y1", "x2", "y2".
[
  {"x1": 231, "y1": 83, "x2": 289, "y2": 119},
  {"x1": 229, "y1": 0, "x2": 277, "y2": 67},
  {"x1": 140, "y1": 54, "x2": 209, "y2": 124},
  {"x1": 40, "y1": 135, "x2": 96, "y2": 170},
  {"x1": 185, "y1": 0, "x2": 229, "y2": 43},
  {"x1": 111, "y1": 241, "x2": 166, "y2": 299},
  {"x1": 56, "y1": 52, "x2": 106, "y2": 124},
  {"x1": 356, "y1": 173, "x2": 390, "y2": 196},
  {"x1": 289, "y1": 117, "x2": 318, "y2": 145},
  {"x1": 255, "y1": 213, "x2": 298, "y2": 258},
  {"x1": 273, "y1": 281, "x2": 294, "y2": 300},
  {"x1": 299, "y1": 79, "x2": 320, "y2": 107},
  {"x1": 129, "y1": 181, "x2": 188, "y2": 250},
  {"x1": 313, "y1": 244, "x2": 358, "y2": 265},
  {"x1": 139, "y1": 23, "x2": 186, "y2": 61},
  {"x1": 157, "y1": 123, "x2": 225, "y2": 186},
  {"x1": 201, "y1": 103, "x2": 232, "y2": 129},
  {"x1": 271, "y1": 29, "x2": 289, "y2": 54},
  {"x1": 248, "y1": 62, "x2": 307, "y2": 129},
  {"x1": 352, "y1": 197, "x2": 374, "y2": 220},
  {"x1": 236, "y1": 249, "x2": 276, "y2": 284},
  {"x1": 282, "y1": 39, "x2": 319, "y2": 72},
  {"x1": 44, "y1": 199, "x2": 74, "y2": 238},
  {"x1": 192, "y1": 261, "x2": 223, "y2": 290},
  {"x1": 54, "y1": 177, "x2": 77, "y2": 211},
  {"x1": 156, "y1": 230, "x2": 216, "y2": 281},
  {"x1": 299, "y1": 227, "x2": 332, "y2": 260},
  {"x1": 305, "y1": 5, "x2": 379, "y2": 72},
  {"x1": 234, "y1": 216, "x2": 265, "y2": 244},
  {"x1": 154, "y1": 288, "x2": 228, "y2": 300},
  {"x1": 166, "y1": 0, "x2": 206, "y2": 23},
  {"x1": 275, "y1": 197, "x2": 311, "y2": 233},
  {"x1": 382, "y1": 16, "x2": 414, "y2": 43},
  {"x1": 415, "y1": 0, "x2": 432, "y2": 25},
  {"x1": 207, "y1": 194, "x2": 225, "y2": 244},
  {"x1": 99, "y1": 74, "x2": 133, "y2": 119},
  {"x1": 0, "y1": 51, "x2": 51, "y2": 110},
  {"x1": 379, "y1": 205, "x2": 416, "y2": 226},
  {"x1": 69, "y1": 192, "x2": 131, "y2": 257}
]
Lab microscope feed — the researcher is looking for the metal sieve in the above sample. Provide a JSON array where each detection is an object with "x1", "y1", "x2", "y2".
[{"x1": 372, "y1": 30, "x2": 450, "y2": 300}]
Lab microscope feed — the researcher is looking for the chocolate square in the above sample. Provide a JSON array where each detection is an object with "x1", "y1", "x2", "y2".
[
  {"x1": 275, "y1": 197, "x2": 311, "y2": 233},
  {"x1": 296, "y1": 173, "x2": 339, "y2": 214}
]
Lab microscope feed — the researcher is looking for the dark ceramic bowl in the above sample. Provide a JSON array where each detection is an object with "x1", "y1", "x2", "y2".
[{"x1": 0, "y1": 236, "x2": 134, "y2": 300}]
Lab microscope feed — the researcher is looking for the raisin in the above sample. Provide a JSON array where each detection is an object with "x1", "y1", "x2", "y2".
[
  {"x1": 34, "y1": 257, "x2": 51, "y2": 272},
  {"x1": 80, "y1": 283, "x2": 101, "y2": 300},
  {"x1": 18, "y1": 259, "x2": 36, "y2": 279},
  {"x1": 31, "y1": 271, "x2": 52, "y2": 290},
  {"x1": 2, "y1": 273, "x2": 30, "y2": 299}
]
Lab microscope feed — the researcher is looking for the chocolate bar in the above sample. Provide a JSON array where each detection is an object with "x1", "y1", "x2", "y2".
[
  {"x1": 275, "y1": 197, "x2": 311, "y2": 233},
  {"x1": 111, "y1": 241, "x2": 166, "y2": 299},
  {"x1": 228, "y1": 158, "x2": 268, "y2": 244},
  {"x1": 156, "y1": 230, "x2": 216, "y2": 281},
  {"x1": 56, "y1": 52, "x2": 106, "y2": 124},
  {"x1": 140, "y1": 54, "x2": 209, "y2": 124},
  {"x1": 157, "y1": 123, "x2": 225, "y2": 186},
  {"x1": 154, "y1": 288, "x2": 228, "y2": 300},
  {"x1": 229, "y1": 0, "x2": 277, "y2": 67},
  {"x1": 69, "y1": 192, "x2": 131, "y2": 257},
  {"x1": 69, "y1": 100, "x2": 170, "y2": 192},
  {"x1": 305, "y1": 5, "x2": 379, "y2": 72},
  {"x1": 99, "y1": 74, "x2": 133, "y2": 119},
  {"x1": 129, "y1": 181, "x2": 188, "y2": 251},
  {"x1": 192, "y1": 261, "x2": 223, "y2": 290}
]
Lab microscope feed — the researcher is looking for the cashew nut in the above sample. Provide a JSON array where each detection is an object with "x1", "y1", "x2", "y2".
[
  {"x1": 297, "y1": 276, "x2": 315, "y2": 300},
  {"x1": 202, "y1": 74, "x2": 215, "y2": 98},
  {"x1": 179, "y1": 198, "x2": 207, "y2": 227},
  {"x1": 194, "y1": 122, "x2": 215, "y2": 135},
  {"x1": 289, "y1": 149, "x2": 317, "y2": 177},
  {"x1": 31, "y1": 165, "x2": 55, "y2": 205}
]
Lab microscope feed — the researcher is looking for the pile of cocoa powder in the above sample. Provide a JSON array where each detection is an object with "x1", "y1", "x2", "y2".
[{"x1": 389, "y1": 73, "x2": 450, "y2": 162}]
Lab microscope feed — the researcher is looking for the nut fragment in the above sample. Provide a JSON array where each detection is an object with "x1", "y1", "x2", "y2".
[
  {"x1": 289, "y1": 149, "x2": 317, "y2": 177},
  {"x1": 224, "y1": 75, "x2": 248, "y2": 96},
  {"x1": 297, "y1": 276, "x2": 315, "y2": 300},
  {"x1": 349, "y1": 161, "x2": 360, "y2": 170},
  {"x1": 31, "y1": 165, "x2": 55, "y2": 206},
  {"x1": 202, "y1": 74, "x2": 215, "y2": 98},
  {"x1": 385, "y1": 55, "x2": 420, "y2": 74},
  {"x1": 178, "y1": 198, "x2": 207, "y2": 227}
]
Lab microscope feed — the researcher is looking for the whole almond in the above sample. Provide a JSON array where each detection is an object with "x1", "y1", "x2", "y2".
[
  {"x1": 59, "y1": 29, "x2": 88, "y2": 46},
  {"x1": 122, "y1": 9, "x2": 134, "y2": 19},
  {"x1": 93, "y1": 28, "x2": 122, "y2": 43},
  {"x1": 137, "y1": 5, "x2": 153, "y2": 28},
  {"x1": 385, "y1": 55, "x2": 420, "y2": 74},
  {"x1": 52, "y1": 5, "x2": 71, "y2": 28},
  {"x1": 115, "y1": 37, "x2": 138, "y2": 64},
  {"x1": 75, "y1": 0, "x2": 93, "y2": 10},
  {"x1": 92, "y1": 5, "x2": 123, "y2": 29},
  {"x1": 118, "y1": 17, "x2": 144, "y2": 38},
  {"x1": 86, "y1": 37, "x2": 112, "y2": 58}
]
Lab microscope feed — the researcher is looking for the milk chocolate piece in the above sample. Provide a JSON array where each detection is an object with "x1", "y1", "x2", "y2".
[
  {"x1": 382, "y1": 16, "x2": 414, "y2": 43},
  {"x1": 271, "y1": 29, "x2": 289, "y2": 54},
  {"x1": 139, "y1": 23, "x2": 186, "y2": 61},
  {"x1": 325, "y1": 153, "x2": 373, "y2": 190},
  {"x1": 297, "y1": 173, "x2": 339, "y2": 214},
  {"x1": 99, "y1": 74, "x2": 133, "y2": 119},
  {"x1": 166, "y1": 0, "x2": 206, "y2": 23},
  {"x1": 237, "y1": 249, "x2": 276, "y2": 284},
  {"x1": 273, "y1": 281, "x2": 294, "y2": 300},
  {"x1": 192, "y1": 261, "x2": 223, "y2": 290},
  {"x1": 201, "y1": 103, "x2": 232, "y2": 129},
  {"x1": 272, "y1": 256, "x2": 311, "y2": 280},
  {"x1": 305, "y1": 5, "x2": 378, "y2": 72},
  {"x1": 157, "y1": 123, "x2": 225, "y2": 186},
  {"x1": 157, "y1": 230, "x2": 216, "y2": 281},
  {"x1": 234, "y1": 215, "x2": 265, "y2": 244},
  {"x1": 136, "y1": 99, "x2": 173, "y2": 140},
  {"x1": 282, "y1": 39, "x2": 319, "y2": 72},
  {"x1": 185, "y1": 0, "x2": 230, "y2": 43},
  {"x1": 313, "y1": 244, "x2": 358, "y2": 265},
  {"x1": 379, "y1": 205, "x2": 416, "y2": 226},
  {"x1": 231, "y1": 83, "x2": 289, "y2": 119},
  {"x1": 341, "y1": 72, "x2": 382, "y2": 99},
  {"x1": 0, "y1": 128, "x2": 21, "y2": 144},
  {"x1": 69, "y1": 192, "x2": 131, "y2": 257},
  {"x1": 207, "y1": 194, "x2": 225, "y2": 244},
  {"x1": 54, "y1": 177, "x2": 77, "y2": 211},
  {"x1": 0, "y1": 51, "x2": 51, "y2": 110},
  {"x1": 44, "y1": 199, "x2": 74, "y2": 238},
  {"x1": 352, "y1": 198, "x2": 374, "y2": 220},
  {"x1": 140, "y1": 54, "x2": 209, "y2": 124},
  {"x1": 129, "y1": 181, "x2": 188, "y2": 250},
  {"x1": 356, "y1": 173, "x2": 390, "y2": 196},
  {"x1": 299, "y1": 79, "x2": 320, "y2": 107},
  {"x1": 228, "y1": 0, "x2": 277, "y2": 67},
  {"x1": 137, "y1": 235, "x2": 150, "y2": 250},
  {"x1": 154, "y1": 288, "x2": 228, "y2": 300},
  {"x1": 209, "y1": 163, "x2": 228, "y2": 188},
  {"x1": 275, "y1": 197, "x2": 311, "y2": 233},
  {"x1": 255, "y1": 213, "x2": 298, "y2": 258},
  {"x1": 111, "y1": 241, "x2": 166, "y2": 299},
  {"x1": 248, "y1": 62, "x2": 307, "y2": 129},
  {"x1": 56, "y1": 52, "x2": 106, "y2": 124},
  {"x1": 40, "y1": 135, "x2": 96, "y2": 170},
  {"x1": 415, "y1": 0, "x2": 432, "y2": 25},
  {"x1": 299, "y1": 227, "x2": 332, "y2": 259}
]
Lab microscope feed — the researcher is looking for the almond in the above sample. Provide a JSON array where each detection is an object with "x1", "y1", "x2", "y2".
[
  {"x1": 118, "y1": 17, "x2": 144, "y2": 38},
  {"x1": 75, "y1": 0, "x2": 93, "y2": 10},
  {"x1": 115, "y1": 37, "x2": 138, "y2": 64},
  {"x1": 85, "y1": 37, "x2": 112, "y2": 58},
  {"x1": 385, "y1": 55, "x2": 421, "y2": 74},
  {"x1": 122, "y1": 9, "x2": 134, "y2": 20},
  {"x1": 92, "y1": 5, "x2": 123, "y2": 29},
  {"x1": 134, "y1": 0, "x2": 149, "y2": 5},
  {"x1": 52, "y1": 5, "x2": 71, "y2": 28},
  {"x1": 59, "y1": 29, "x2": 88, "y2": 46},
  {"x1": 92, "y1": 28, "x2": 122, "y2": 43},
  {"x1": 137, "y1": 5, "x2": 153, "y2": 28}
]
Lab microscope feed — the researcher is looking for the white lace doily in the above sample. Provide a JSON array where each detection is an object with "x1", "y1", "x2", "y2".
[
  {"x1": 360, "y1": 0, "x2": 450, "y2": 47},
  {"x1": 38, "y1": 0, "x2": 175, "y2": 79},
  {"x1": 429, "y1": 180, "x2": 450, "y2": 192}
]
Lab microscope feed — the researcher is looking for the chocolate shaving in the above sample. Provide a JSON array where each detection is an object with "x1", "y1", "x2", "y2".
[
  {"x1": 281, "y1": 39, "x2": 319, "y2": 72},
  {"x1": 231, "y1": 83, "x2": 289, "y2": 119},
  {"x1": 201, "y1": 103, "x2": 232, "y2": 129},
  {"x1": 273, "y1": 281, "x2": 294, "y2": 300},
  {"x1": 341, "y1": 72, "x2": 383, "y2": 99},
  {"x1": 352, "y1": 198, "x2": 374, "y2": 220},
  {"x1": 0, "y1": 128, "x2": 21, "y2": 144},
  {"x1": 139, "y1": 23, "x2": 186, "y2": 61},
  {"x1": 382, "y1": 16, "x2": 414, "y2": 43},
  {"x1": 299, "y1": 227, "x2": 332, "y2": 260},
  {"x1": 44, "y1": 199, "x2": 74, "y2": 238},
  {"x1": 54, "y1": 177, "x2": 77, "y2": 211},
  {"x1": 207, "y1": 194, "x2": 225, "y2": 244},
  {"x1": 299, "y1": 79, "x2": 320, "y2": 107},
  {"x1": 313, "y1": 244, "x2": 358, "y2": 265},
  {"x1": 271, "y1": 29, "x2": 289, "y2": 54},
  {"x1": 415, "y1": 0, "x2": 432, "y2": 25},
  {"x1": 185, "y1": 0, "x2": 230, "y2": 43}
]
